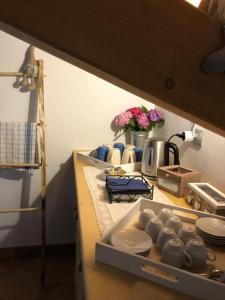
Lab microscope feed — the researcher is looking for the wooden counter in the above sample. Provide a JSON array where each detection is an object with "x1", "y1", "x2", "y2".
[{"x1": 73, "y1": 151, "x2": 197, "y2": 300}]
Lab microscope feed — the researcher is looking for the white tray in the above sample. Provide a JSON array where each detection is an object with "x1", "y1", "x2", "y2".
[
  {"x1": 77, "y1": 150, "x2": 113, "y2": 169},
  {"x1": 96, "y1": 198, "x2": 225, "y2": 300},
  {"x1": 77, "y1": 150, "x2": 141, "y2": 171}
]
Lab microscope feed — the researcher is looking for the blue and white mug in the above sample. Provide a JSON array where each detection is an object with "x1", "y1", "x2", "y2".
[
  {"x1": 96, "y1": 145, "x2": 108, "y2": 161},
  {"x1": 134, "y1": 147, "x2": 143, "y2": 162},
  {"x1": 113, "y1": 143, "x2": 124, "y2": 157}
]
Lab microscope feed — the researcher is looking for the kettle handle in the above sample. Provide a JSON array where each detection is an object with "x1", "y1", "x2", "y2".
[
  {"x1": 148, "y1": 147, "x2": 153, "y2": 167},
  {"x1": 164, "y1": 142, "x2": 180, "y2": 165}
]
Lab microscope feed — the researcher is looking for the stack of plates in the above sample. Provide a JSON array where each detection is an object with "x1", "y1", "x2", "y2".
[
  {"x1": 196, "y1": 217, "x2": 225, "y2": 245},
  {"x1": 110, "y1": 228, "x2": 153, "y2": 256}
]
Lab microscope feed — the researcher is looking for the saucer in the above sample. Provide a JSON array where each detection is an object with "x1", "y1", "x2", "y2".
[
  {"x1": 196, "y1": 217, "x2": 225, "y2": 238},
  {"x1": 110, "y1": 228, "x2": 153, "y2": 254},
  {"x1": 197, "y1": 228, "x2": 225, "y2": 240},
  {"x1": 196, "y1": 228, "x2": 225, "y2": 245}
]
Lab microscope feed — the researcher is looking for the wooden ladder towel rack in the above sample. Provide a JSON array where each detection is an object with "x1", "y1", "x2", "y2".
[{"x1": 0, "y1": 59, "x2": 47, "y2": 285}]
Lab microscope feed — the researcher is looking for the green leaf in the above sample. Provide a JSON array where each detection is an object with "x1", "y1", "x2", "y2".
[
  {"x1": 155, "y1": 119, "x2": 165, "y2": 128},
  {"x1": 129, "y1": 118, "x2": 136, "y2": 129},
  {"x1": 137, "y1": 124, "x2": 143, "y2": 130},
  {"x1": 141, "y1": 105, "x2": 148, "y2": 113}
]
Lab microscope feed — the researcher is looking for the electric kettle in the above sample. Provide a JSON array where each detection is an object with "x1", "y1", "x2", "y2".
[{"x1": 141, "y1": 137, "x2": 180, "y2": 177}]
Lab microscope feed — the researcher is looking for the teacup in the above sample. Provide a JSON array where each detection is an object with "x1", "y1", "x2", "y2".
[
  {"x1": 178, "y1": 225, "x2": 197, "y2": 244},
  {"x1": 185, "y1": 237, "x2": 216, "y2": 269},
  {"x1": 145, "y1": 217, "x2": 164, "y2": 242},
  {"x1": 121, "y1": 148, "x2": 135, "y2": 164},
  {"x1": 138, "y1": 209, "x2": 156, "y2": 230},
  {"x1": 157, "y1": 208, "x2": 174, "y2": 225},
  {"x1": 106, "y1": 148, "x2": 121, "y2": 165},
  {"x1": 157, "y1": 227, "x2": 177, "y2": 252},
  {"x1": 113, "y1": 143, "x2": 124, "y2": 157},
  {"x1": 96, "y1": 145, "x2": 108, "y2": 161},
  {"x1": 165, "y1": 216, "x2": 183, "y2": 234},
  {"x1": 162, "y1": 238, "x2": 192, "y2": 268},
  {"x1": 134, "y1": 147, "x2": 143, "y2": 162}
]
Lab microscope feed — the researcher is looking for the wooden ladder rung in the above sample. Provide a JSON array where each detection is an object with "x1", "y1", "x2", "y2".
[
  {"x1": 0, "y1": 207, "x2": 41, "y2": 213},
  {"x1": 0, "y1": 72, "x2": 46, "y2": 78},
  {"x1": 0, "y1": 163, "x2": 40, "y2": 169},
  {"x1": 0, "y1": 72, "x2": 24, "y2": 77}
]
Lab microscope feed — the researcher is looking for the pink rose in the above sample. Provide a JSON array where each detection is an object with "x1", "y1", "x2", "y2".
[
  {"x1": 126, "y1": 107, "x2": 142, "y2": 117},
  {"x1": 114, "y1": 111, "x2": 132, "y2": 127},
  {"x1": 137, "y1": 112, "x2": 149, "y2": 129}
]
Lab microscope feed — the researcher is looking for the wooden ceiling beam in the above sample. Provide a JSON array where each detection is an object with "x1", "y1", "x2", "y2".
[{"x1": 0, "y1": 0, "x2": 225, "y2": 136}]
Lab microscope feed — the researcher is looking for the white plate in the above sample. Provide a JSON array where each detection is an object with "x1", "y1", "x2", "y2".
[
  {"x1": 196, "y1": 217, "x2": 225, "y2": 238},
  {"x1": 203, "y1": 240, "x2": 225, "y2": 245},
  {"x1": 198, "y1": 238, "x2": 225, "y2": 245},
  {"x1": 198, "y1": 235, "x2": 225, "y2": 243},
  {"x1": 197, "y1": 232, "x2": 225, "y2": 245},
  {"x1": 197, "y1": 228, "x2": 225, "y2": 240},
  {"x1": 198, "y1": 235, "x2": 225, "y2": 244},
  {"x1": 110, "y1": 228, "x2": 153, "y2": 254}
]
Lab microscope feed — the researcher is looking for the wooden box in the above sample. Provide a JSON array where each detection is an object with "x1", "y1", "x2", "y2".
[
  {"x1": 156, "y1": 165, "x2": 202, "y2": 197},
  {"x1": 186, "y1": 182, "x2": 225, "y2": 216}
]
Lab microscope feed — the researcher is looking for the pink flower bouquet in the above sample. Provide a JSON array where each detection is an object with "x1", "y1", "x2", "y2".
[{"x1": 114, "y1": 106, "x2": 164, "y2": 132}]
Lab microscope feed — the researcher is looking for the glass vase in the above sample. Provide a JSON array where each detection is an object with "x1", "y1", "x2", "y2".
[{"x1": 130, "y1": 131, "x2": 149, "y2": 148}]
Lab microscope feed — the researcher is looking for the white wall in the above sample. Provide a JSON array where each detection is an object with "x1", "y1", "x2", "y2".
[
  {"x1": 154, "y1": 108, "x2": 225, "y2": 193},
  {"x1": 0, "y1": 30, "x2": 154, "y2": 247},
  {"x1": 1, "y1": 29, "x2": 224, "y2": 248}
]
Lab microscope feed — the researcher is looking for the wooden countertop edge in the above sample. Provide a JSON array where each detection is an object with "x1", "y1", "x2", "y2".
[{"x1": 73, "y1": 150, "x2": 195, "y2": 300}]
